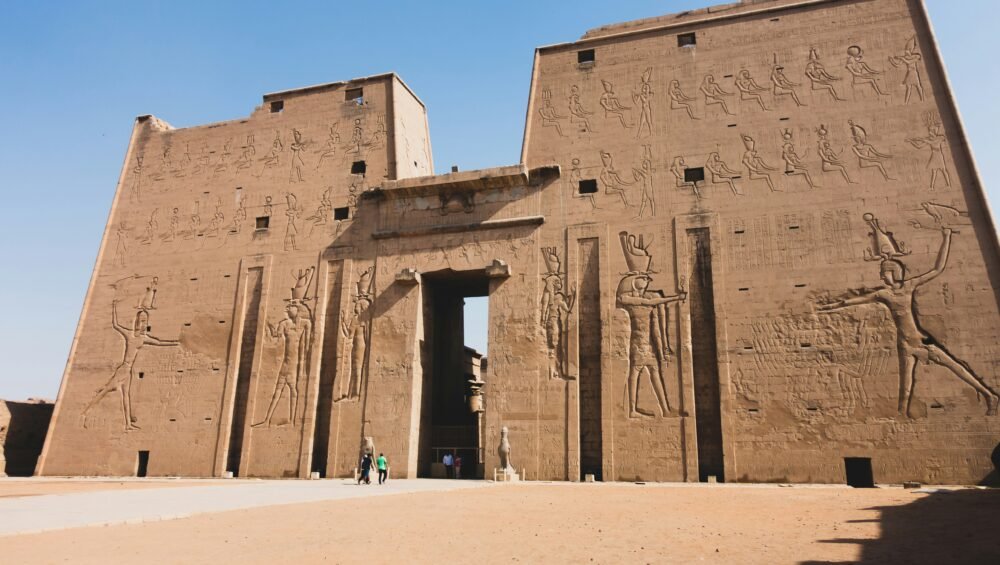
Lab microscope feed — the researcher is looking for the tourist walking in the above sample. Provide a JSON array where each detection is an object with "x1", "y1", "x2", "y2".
[
  {"x1": 443, "y1": 452, "x2": 454, "y2": 478},
  {"x1": 454, "y1": 455, "x2": 463, "y2": 480},
  {"x1": 358, "y1": 452, "x2": 375, "y2": 485},
  {"x1": 377, "y1": 452, "x2": 388, "y2": 485}
]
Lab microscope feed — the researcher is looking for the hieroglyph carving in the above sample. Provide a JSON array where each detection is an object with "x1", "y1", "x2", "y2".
[
  {"x1": 285, "y1": 193, "x2": 301, "y2": 251},
  {"x1": 700, "y1": 74, "x2": 734, "y2": 116},
  {"x1": 568, "y1": 158, "x2": 596, "y2": 209},
  {"x1": 816, "y1": 125, "x2": 855, "y2": 184},
  {"x1": 909, "y1": 202, "x2": 970, "y2": 233},
  {"x1": 337, "y1": 266, "x2": 375, "y2": 402},
  {"x1": 770, "y1": 54, "x2": 805, "y2": 107},
  {"x1": 540, "y1": 247, "x2": 576, "y2": 380},
  {"x1": 129, "y1": 154, "x2": 143, "y2": 203},
  {"x1": 231, "y1": 199, "x2": 247, "y2": 235},
  {"x1": 617, "y1": 232, "x2": 686, "y2": 418},
  {"x1": 845, "y1": 45, "x2": 887, "y2": 97},
  {"x1": 888, "y1": 36, "x2": 924, "y2": 103},
  {"x1": 805, "y1": 48, "x2": 845, "y2": 102},
  {"x1": 114, "y1": 221, "x2": 129, "y2": 267},
  {"x1": 316, "y1": 122, "x2": 341, "y2": 168},
  {"x1": 668, "y1": 79, "x2": 699, "y2": 120},
  {"x1": 599, "y1": 79, "x2": 632, "y2": 129},
  {"x1": 82, "y1": 287, "x2": 179, "y2": 431},
  {"x1": 235, "y1": 134, "x2": 256, "y2": 174},
  {"x1": 568, "y1": 85, "x2": 595, "y2": 133},
  {"x1": 863, "y1": 212, "x2": 910, "y2": 262},
  {"x1": 139, "y1": 209, "x2": 158, "y2": 245},
  {"x1": 599, "y1": 151, "x2": 634, "y2": 207},
  {"x1": 781, "y1": 129, "x2": 818, "y2": 189},
  {"x1": 670, "y1": 156, "x2": 700, "y2": 198},
  {"x1": 849, "y1": 120, "x2": 894, "y2": 181},
  {"x1": 346, "y1": 119, "x2": 364, "y2": 154},
  {"x1": 735, "y1": 69, "x2": 770, "y2": 111},
  {"x1": 288, "y1": 129, "x2": 307, "y2": 182},
  {"x1": 367, "y1": 113, "x2": 387, "y2": 149},
  {"x1": 633, "y1": 68, "x2": 654, "y2": 139},
  {"x1": 306, "y1": 187, "x2": 333, "y2": 236},
  {"x1": 706, "y1": 152, "x2": 743, "y2": 196},
  {"x1": 538, "y1": 89, "x2": 567, "y2": 137},
  {"x1": 256, "y1": 130, "x2": 284, "y2": 177},
  {"x1": 907, "y1": 112, "x2": 951, "y2": 190},
  {"x1": 214, "y1": 138, "x2": 233, "y2": 175},
  {"x1": 633, "y1": 145, "x2": 656, "y2": 218},
  {"x1": 741, "y1": 134, "x2": 779, "y2": 192},
  {"x1": 818, "y1": 215, "x2": 998, "y2": 416},
  {"x1": 253, "y1": 267, "x2": 315, "y2": 428}
]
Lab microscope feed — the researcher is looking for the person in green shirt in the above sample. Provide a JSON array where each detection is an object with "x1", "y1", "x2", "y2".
[{"x1": 376, "y1": 453, "x2": 388, "y2": 485}]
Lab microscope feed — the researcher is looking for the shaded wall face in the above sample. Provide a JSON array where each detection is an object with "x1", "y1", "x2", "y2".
[
  {"x1": 521, "y1": 0, "x2": 1000, "y2": 484},
  {"x1": 40, "y1": 77, "x2": 433, "y2": 478},
  {"x1": 1, "y1": 401, "x2": 54, "y2": 477}
]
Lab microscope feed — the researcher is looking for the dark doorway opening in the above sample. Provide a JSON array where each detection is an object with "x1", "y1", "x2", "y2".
[
  {"x1": 578, "y1": 237, "x2": 603, "y2": 481},
  {"x1": 311, "y1": 263, "x2": 345, "y2": 478},
  {"x1": 845, "y1": 457, "x2": 875, "y2": 488},
  {"x1": 136, "y1": 450, "x2": 150, "y2": 477},
  {"x1": 227, "y1": 267, "x2": 263, "y2": 477},
  {"x1": 688, "y1": 228, "x2": 725, "y2": 482},
  {"x1": 418, "y1": 270, "x2": 488, "y2": 479}
]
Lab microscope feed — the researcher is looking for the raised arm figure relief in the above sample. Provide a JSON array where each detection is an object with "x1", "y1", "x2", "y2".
[{"x1": 817, "y1": 218, "x2": 997, "y2": 417}]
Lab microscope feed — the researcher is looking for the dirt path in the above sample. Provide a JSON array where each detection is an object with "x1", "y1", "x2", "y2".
[{"x1": 1, "y1": 482, "x2": 997, "y2": 564}]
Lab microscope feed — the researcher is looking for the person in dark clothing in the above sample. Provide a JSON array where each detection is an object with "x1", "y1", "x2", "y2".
[{"x1": 358, "y1": 452, "x2": 375, "y2": 485}]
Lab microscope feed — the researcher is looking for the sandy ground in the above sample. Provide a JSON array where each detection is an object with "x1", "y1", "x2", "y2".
[
  {"x1": 0, "y1": 478, "x2": 211, "y2": 498},
  {"x1": 1, "y1": 482, "x2": 998, "y2": 564}
]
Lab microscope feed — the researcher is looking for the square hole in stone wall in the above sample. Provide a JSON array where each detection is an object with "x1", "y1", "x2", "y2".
[
  {"x1": 684, "y1": 167, "x2": 705, "y2": 183},
  {"x1": 678, "y1": 32, "x2": 696, "y2": 47},
  {"x1": 578, "y1": 179, "x2": 598, "y2": 194},
  {"x1": 844, "y1": 457, "x2": 875, "y2": 488},
  {"x1": 334, "y1": 207, "x2": 350, "y2": 221},
  {"x1": 345, "y1": 87, "x2": 363, "y2": 105},
  {"x1": 577, "y1": 49, "x2": 595, "y2": 64},
  {"x1": 255, "y1": 216, "x2": 270, "y2": 230},
  {"x1": 270, "y1": 100, "x2": 284, "y2": 113},
  {"x1": 351, "y1": 160, "x2": 367, "y2": 175}
]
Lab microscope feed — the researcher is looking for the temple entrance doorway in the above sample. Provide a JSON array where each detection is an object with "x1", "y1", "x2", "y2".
[
  {"x1": 417, "y1": 269, "x2": 488, "y2": 479},
  {"x1": 688, "y1": 228, "x2": 725, "y2": 482}
]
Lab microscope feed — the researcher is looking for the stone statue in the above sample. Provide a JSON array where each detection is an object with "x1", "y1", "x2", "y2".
[
  {"x1": 360, "y1": 436, "x2": 375, "y2": 461},
  {"x1": 498, "y1": 426, "x2": 514, "y2": 473}
]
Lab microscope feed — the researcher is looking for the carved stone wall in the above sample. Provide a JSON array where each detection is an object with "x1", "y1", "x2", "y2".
[
  {"x1": 523, "y1": 0, "x2": 1000, "y2": 484},
  {"x1": 40, "y1": 0, "x2": 1000, "y2": 485}
]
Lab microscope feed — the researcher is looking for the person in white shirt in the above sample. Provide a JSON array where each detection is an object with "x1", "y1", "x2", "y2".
[{"x1": 442, "y1": 452, "x2": 454, "y2": 479}]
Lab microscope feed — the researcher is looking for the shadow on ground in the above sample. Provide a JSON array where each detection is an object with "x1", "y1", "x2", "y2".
[{"x1": 803, "y1": 488, "x2": 1000, "y2": 564}]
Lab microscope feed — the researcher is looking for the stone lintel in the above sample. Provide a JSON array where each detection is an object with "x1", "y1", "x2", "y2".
[{"x1": 371, "y1": 215, "x2": 544, "y2": 240}]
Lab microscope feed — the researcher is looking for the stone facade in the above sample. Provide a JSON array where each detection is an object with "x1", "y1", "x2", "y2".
[{"x1": 38, "y1": 0, "x2": 1000, "y2": 484}]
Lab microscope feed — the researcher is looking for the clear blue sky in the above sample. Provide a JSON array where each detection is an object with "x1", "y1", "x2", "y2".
[{"x1": 0, "y1": 1, "x2": 995, "y2": 400}]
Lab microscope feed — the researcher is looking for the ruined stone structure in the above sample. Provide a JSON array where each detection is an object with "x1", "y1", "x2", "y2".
[
  {"x1": 2, "y1": 399, "x2": 54, "y2": 477},
  {"x1": 38, "y1": 0, "x2": 1000, "y2": 484}
]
